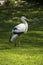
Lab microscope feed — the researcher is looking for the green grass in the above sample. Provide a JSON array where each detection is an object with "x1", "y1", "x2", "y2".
[{"x1": 0, "y1": 3, "x2": 43, "y2": 65}]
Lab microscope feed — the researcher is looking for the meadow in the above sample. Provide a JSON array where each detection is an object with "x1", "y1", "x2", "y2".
[{"x1": 0, "y1": 3, "x2": 43, "y2": 65}]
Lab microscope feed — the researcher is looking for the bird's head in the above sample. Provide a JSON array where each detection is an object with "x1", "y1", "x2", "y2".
[
  {"x1": 21, "y1": 16, "x2": 26, "y2": 20},
  {"x1": 21, "y1": 16, "x2": 31, "y2": 22}
]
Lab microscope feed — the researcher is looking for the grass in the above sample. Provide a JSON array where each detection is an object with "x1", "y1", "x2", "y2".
[{"x1": 0, "y1": 3, "x2": 43, "y2": 65}]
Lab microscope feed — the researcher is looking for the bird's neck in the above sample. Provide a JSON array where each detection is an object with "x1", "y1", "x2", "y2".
[
  {"x1": 21, "y1": 19, "x2": 27, "y2": 24},
  {"x1": 21, "y1": 19, "x2": 28, "y2": 32}
]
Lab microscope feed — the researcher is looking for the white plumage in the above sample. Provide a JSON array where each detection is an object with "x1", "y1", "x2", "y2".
[
  {"x1": 12, "y1": 23, "x2": 27, "y2": 33},
  {"x1": 9, "y1": 16, "x2": 29, "y2": 44}
]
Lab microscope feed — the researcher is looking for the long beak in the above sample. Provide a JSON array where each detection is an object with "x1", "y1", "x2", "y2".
[{"x1": 26, "y1": 18, "x2": 31, "y2": 22}]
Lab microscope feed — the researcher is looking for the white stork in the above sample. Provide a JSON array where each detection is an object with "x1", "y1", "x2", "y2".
[{"x1": 9, "y1": 16, "x2": 30, "y2": 46}]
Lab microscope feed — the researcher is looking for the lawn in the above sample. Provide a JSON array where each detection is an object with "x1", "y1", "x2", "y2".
[{"x1": 0, "y1": 3, "x2": 43, "y2": 65}]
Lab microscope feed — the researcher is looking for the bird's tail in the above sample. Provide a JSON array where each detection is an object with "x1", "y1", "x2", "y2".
[{"x1": 9, "y1": 33, "x2": 18, "y2": 42}]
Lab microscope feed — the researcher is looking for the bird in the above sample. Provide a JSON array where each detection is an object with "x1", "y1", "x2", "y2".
[{"x1": 9, "y1": 16, "x2": 30, "y2": 46}]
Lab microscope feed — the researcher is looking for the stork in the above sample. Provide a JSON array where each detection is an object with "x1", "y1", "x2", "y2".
[{"x1": 9, "y1": 16, "x2": 30, "y2": 46}]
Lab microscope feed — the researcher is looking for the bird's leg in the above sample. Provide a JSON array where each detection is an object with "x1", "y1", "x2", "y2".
[
  {"x1": 15, "y1": 42, "x2": 16, "y2": 47},
  {"x1": 14, "y1": 38, "x2": 17, "y2": 47},
  {"x1": 18, "y1": 36, "x2": 21, "y2": 47},
  {"x1": 15, "y1": 37, "x2": 18, "y2": 47}
]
